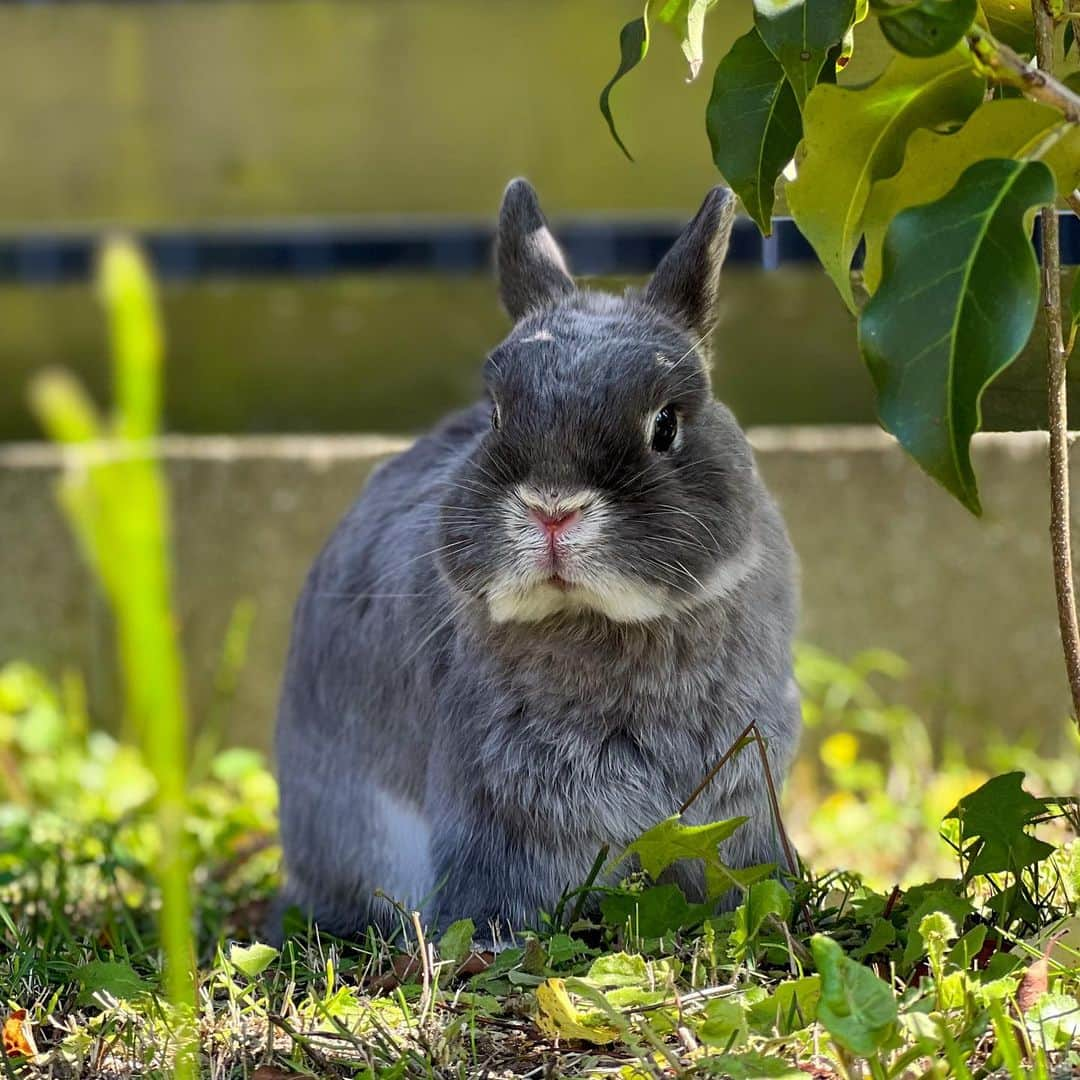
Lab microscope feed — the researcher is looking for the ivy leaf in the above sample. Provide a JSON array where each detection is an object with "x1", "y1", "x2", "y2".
[
  {"x1": 229, "y1": 942, "x2": 279, "y2": 979},
  {"x1": 812, "y1": 935, "x2": 898, "y2": 1056},
  {"x1": 858, "y1": 159, "x2": 1053, "y2": 513},
  {"x1": 599, "y1": 10, "x2": 651, "y2": 161},
  {"x1": 944, "y1": 771, "x2": 1055, "y2": 876},
  {"x1": 863, "y1": 99, "x2": 1080, "y2": 292},
  {"x1": 753, "y1": 0, "x2": 856, "y2": 107},
  {"x1": 979, "y1": 0, "x2": 1035, "y2": 54},
  {"x1": 871, "y1": 0, "x2": 978, "y2": 57},
  {"x1": 787, "y1": 46, "x2": 985, "y2": 310},
  {"x1": 706, "y1": 28, "x2": 803, "y2": 234}
]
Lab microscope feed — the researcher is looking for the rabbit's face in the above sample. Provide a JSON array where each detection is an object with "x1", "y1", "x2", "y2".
[{"x1": 437, "y1": 181, "x2": 762, "y2": 626}]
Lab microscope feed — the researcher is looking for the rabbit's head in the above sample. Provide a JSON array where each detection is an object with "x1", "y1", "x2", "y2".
[{"x1": 439, "y1": 179, "x2": 764, "y2": 626}]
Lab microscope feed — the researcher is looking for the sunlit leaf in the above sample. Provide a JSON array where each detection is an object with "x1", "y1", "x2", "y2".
[
  {"x1": 752, "y1": 0, "x2": 856, "y2": 107},
  {"x1": 859, "y1": 159, "x2": 1053, "y2": 513},
  {"x1": 812, "y1": 934, "x2": 897, "y2": 1055},
  {"x1": 732, "y1": 879, "x2": 792, "y2": 958},
  {"x1": 599, "y1": 10, "x2": 651, "y2": 161},
  {"x1": 2, "y1": 1010, "x2": 36, "y2": 1059},
  {"x1": 706, "y1": 28, "x2": 802, "y2": 234},
  {"x1": 863, "y1": 99, "x2": 1080, "y2": 292},
  {"x1": 652, "y1": 0, "x2": 717, "y2": 80},
  {"x1": 229, "y1": 942, "x2": 279, "y2": 979},
  {"x1": 787, "y1": 46, "x2": 985, "y2": 309},
  {"x1": 534, "y1": 978, "x2": 619, "y2": 1044},
  {"x1": 746, "y1": 976, "x2": 821, "y2": 1035},
  {"x1": 871, "y1": 0, "x2": 978, "y2": 57}
]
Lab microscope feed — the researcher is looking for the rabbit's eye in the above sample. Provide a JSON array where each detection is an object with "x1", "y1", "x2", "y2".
[
  {"x1": 650, "y1": 405, "x2": 679, "y2": 453},
  {"x1": 491, "y1": 403, "x2": 501, "y2": 431}
]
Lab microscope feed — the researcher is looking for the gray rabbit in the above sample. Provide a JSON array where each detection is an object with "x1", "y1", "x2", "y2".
[{"x1": 273, "y1": 181, "x2": 801, "y2": 944}]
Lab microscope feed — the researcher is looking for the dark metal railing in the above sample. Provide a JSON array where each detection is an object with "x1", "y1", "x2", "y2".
[{"x1": 0, "y1": 213, "x2": 1075, "y2": 283}]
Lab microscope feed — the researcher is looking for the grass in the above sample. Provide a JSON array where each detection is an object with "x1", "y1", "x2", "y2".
[{"x1": 4, "y1": 241, "x2": 1080, "y2": 1077}]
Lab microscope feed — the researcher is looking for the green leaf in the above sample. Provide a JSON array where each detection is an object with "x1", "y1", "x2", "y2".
[
  {"x1": 74, "y1": 959, "x2": 150, "y2": 1005},
  {"x1": 732, "y1": 880, "x2": 792, "y2": 958},
  {"x1": 858, "y1": 159, "x2": 1053, "y2": 513},
  {"x1": 582, "y1": 952, "x2": 678, "y2": 988},
  {"x1": 621, "y1": 813, "x2": 746, "y2": 879},
  {"x1": 852, "y1": 917, "x2": 898, "y2": 959},
  {"x1": 863, "y1": 99, "x2": 1080, "y2": 292},
  {"x1": 871, "y1": 0, "x2": 978, "y2": 57},
  {"x1": 979, "y1": 0, "x2": 1035, "y2": 54},
  {"x1": 812, "y1": 935, "x2": 898, "y2": 1056},
  {"x1": 599, "y1": 11, "x2": 650, "y2": 161},
  {"x1": 652, "y1": 0, "x2": 717, "y2": 80},
  {"x1": 753, "y1": 0, "x2": 856, "y2": 107},
  {"x1": 746, "y1": 976, "x2": 821, "y2": 1035},
  {"x1": 1070, "y1": 269, "x2": 1080, "y2": 343},
  {"x1": 1026, "y1": 993, "x2": 1080, "y2": 1049},
  {"x1": 698, "y1": 997, "x2": 750, "y2": 1047},
  {"x1": 706, "y1": 28, "x2": 803, "y2": 234},
  {"x1": 946, "y1": 924, "x2": 988, "y2": 969},
  {"x1": 438, "y1": 919, "x2": 476, "y2": 966},
  {"x1": 229, "y1": 941, "x2": 279, "y2": 979},
  {"x1": 944, "y1": 771, "x2": 1055, "y2": 876},
  {"x1": 787, "y1": 46, "x2": 985, "y2": 310},
  {"x1": 918, "y1": 911, "x2": 958, "y2": 977},
  {"x1": 697, "y1": 1052, "x2": 806, "y2": 1079},
  {"x1": 600, "y1": 883, "x2": 710, "y2": 937}
]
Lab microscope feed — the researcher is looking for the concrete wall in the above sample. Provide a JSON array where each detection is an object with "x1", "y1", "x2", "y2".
[{"x1": 0, "y1": 428, "x2": 1074, "y2": 752}]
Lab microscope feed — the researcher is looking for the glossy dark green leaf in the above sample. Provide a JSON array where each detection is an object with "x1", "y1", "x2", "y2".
[
  {"x1": 812, "y1": 935, "x2": 898, "y2": 1056},
  {"x1": 944, "y1": 771, "x2": 1055, "y2": 876},
  {"x1": 706, "y1": 28, "x2": 802, "y2": 234},
  {"x1": 599, "y1": 13, "x2": 650, "y2": 161},
  {"x1": 858, "y1": 158, "x2": 1054, "y2": 513},
  {"x1": 871, "y1": 0, "x2": 978, "y2": 56},
  {"x1": 753, "y1": 0, "x2": 857, "y2": 107}
]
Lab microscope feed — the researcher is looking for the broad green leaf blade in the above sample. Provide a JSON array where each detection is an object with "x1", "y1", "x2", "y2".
[
  {"x1": 74, "y1": 960, "x2": 150, "y2": 1006},
  {"x1": 753, "y1": 0, "x2": 856, "y2": 107},
  {"x1": 787, "y1": 47, "x2": 985, "y2": 310},
  {"x1": 438, "y1": 918, "x2": 476, "y2": 966},
  {"x1": 229, "y1": 942, "x2": 279, "y2": 979},
  {"x1": 812, "y1": 935, "x2": 898, "y2": 1056},
  {"x1": 871, "y1": 0, "x2": 978, "y2": 57},
  {"x1": 858, "y1": 159, "x2": 1054, "y2": 513},
  {"x1": 599, "y1": 13, "x2": 651, "y2": 161},
  {"x1": 863, "y1": 99, "x2": 1080, "y2": 292},
  {"x1": 706, "y1": 28, "x2": 802, "y2": 234},
  {"x1": 944, "y1": 771, "x2": 1056, "y2": 876},
  {"x1": 978, "y1": 0, "x2": 1034, "y2": 54}
]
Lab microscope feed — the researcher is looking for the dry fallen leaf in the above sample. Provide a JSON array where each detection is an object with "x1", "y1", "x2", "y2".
[
  {"x1": 1018, "y1": 931, "x2": 1066, "y2": 1013},
  {"x1": 3, "y1": 1009, "x2": 37, "y2": 1059}
]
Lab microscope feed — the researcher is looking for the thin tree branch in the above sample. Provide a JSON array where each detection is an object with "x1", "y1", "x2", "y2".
[
  {"x1": 968, "y1": 25, "x2": 1080, "y2": 123},
  {"x1": 1033, "y1": 0, "x2": 1080, "y2": 727}
]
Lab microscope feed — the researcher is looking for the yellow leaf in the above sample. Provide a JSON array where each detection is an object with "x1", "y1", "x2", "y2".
[
  {"x1": 534, "y1": 979, "x2": 619, "y2": 1045},
  {"x1": 3, "y1": 1009, "x2": 37, "y2": 1059}
]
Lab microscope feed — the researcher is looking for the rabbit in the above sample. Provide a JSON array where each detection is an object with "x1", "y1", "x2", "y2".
[{"x1": 272, "y1": 179, "x2": 801, "y2": 946}]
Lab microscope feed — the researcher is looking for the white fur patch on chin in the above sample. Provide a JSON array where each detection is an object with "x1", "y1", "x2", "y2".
[
  {"x1": 487, "y1": 573, "x2": 670, "y2": 624},
  {"x1": 486, "y1": 539, "x2": 765, "y2": 625}
]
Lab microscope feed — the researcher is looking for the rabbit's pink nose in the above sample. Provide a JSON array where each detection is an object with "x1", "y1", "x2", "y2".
[{"x1": 530, "y1": 508, "x2": 580, "y2": 539}]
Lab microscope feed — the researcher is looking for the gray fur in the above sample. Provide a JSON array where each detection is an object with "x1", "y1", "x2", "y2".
[{"x1": 273, "y1": 180, "x2": 801, "y2": 944}]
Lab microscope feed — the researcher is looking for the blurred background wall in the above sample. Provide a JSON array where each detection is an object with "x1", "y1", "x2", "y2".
[{"x1": 0, "y1": 0, "x2": 1077, "y2": 755}]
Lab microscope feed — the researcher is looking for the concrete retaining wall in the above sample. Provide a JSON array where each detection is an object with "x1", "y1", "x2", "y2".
[{"x1": 0, "y1": 428, "x2": 1073, "y2": 751}]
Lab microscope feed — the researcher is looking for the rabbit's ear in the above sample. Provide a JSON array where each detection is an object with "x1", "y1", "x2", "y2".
[
  {"x1": 496, "y1": 178, "x2": 576, "y2": 321},
  {"x1": 645, "y1": 187, "x2": 735, "y2": 342}
]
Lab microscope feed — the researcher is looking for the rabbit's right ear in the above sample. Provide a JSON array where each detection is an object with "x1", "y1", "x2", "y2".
[{"x1": 496, "y1": 179, "x2": 576, "y2": 321}]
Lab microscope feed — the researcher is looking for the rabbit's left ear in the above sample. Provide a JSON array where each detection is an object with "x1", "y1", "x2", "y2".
[
  {"x1": 645, "y1": 187, "x2": 735, "y2": 343},
  {"x1": 496, "y1": 178, "x2": 576, "y2": 321}
]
